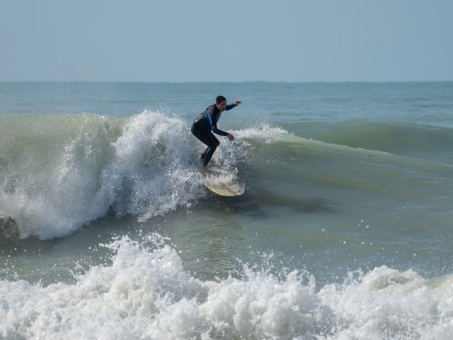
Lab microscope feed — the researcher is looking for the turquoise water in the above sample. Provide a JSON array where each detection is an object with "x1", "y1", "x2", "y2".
[{"x1": 1, "y1": 82, "x2": 453, "y2": 339}]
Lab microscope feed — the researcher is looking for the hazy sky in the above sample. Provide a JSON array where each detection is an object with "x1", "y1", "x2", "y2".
[{"x1": 1, "y1": 0, "x2": 452, "y2": 82}]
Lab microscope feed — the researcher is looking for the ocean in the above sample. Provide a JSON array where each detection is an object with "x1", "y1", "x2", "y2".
[{"x1": 1, "y1": 81, "x2": 453, "y2": 339}]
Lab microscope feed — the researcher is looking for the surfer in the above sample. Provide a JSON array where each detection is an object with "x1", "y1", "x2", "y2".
[{"x1": 191, "y1": 96, "x2": 241, "y2": 174}]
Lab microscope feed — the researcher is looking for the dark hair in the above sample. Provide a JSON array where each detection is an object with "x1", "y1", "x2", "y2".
[{"x1": 216, "y1": 95, "x2": 227, "y2": 104}]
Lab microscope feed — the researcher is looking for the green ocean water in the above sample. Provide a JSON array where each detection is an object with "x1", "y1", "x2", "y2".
[{"x1": 1, "y1": 82, "x2": 453, "y2": 339}]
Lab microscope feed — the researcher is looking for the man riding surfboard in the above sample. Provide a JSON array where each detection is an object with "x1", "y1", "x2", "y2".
[{"x1": 191, "y1": 96, "x2": 241, "y2": 174}]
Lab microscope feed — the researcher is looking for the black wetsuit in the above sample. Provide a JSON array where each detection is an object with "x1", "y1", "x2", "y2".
[{"x1": 191, "y1": 103, "x2": 236, "y2": 167}]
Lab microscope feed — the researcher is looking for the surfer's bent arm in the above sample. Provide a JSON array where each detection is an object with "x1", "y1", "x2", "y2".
[
  {"x1": 213, "y1": 102, "x2": 240, "y2": 135},
  {"x1": 213, "y1": 126, "x2": 228, "y2": 136},
  {"x1": 207, "y1": 115, "x2": 228, "y2": 136}
]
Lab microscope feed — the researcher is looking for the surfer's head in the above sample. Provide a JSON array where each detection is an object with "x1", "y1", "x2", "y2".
[{"x1": 216, "y1": 95, "x2": 227, "y2": 112}]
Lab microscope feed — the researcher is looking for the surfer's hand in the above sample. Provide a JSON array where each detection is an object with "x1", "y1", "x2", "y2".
[
  {"x1": 227, "y1": 133, "x2": 234, "y2": 141},
  {"x1": 234, "y1": 100, "x2": 241, "y2": 106}
]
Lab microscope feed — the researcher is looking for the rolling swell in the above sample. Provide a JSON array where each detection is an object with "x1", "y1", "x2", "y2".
[
  {"x1": 238, "y1": 126, "x2": 453, "y2": 238},
  {"x1": 291, "y1": 120, "x2": 453, "y2": 163}
]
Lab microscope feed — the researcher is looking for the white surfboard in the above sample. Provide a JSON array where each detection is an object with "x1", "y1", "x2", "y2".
[{"x1": 201, "y1": 167, "x2": 245, "y2": 196}]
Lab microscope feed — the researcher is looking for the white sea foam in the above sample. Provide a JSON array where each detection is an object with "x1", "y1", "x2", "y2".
[
  {"x1": 0, "y1": 114, "x2": 117, "y2": 239},
  {"x1": 235, "y1": 123, "x2": 288, "y2": 144},
  {"x1": 104, "y1": 110, "x2": 203, "y2": 222},
  {"x1": 0, "y1": 111, "x2": 202, "y2": 239},
  {"x1": 1, "y1": 234, "x2": 453, "y2": 339}
]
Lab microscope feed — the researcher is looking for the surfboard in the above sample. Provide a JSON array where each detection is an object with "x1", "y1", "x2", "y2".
[
  {"x1": 201, "y1": 167, "x2": 245, "y2": 196},
  {"x1": 203, "y1": 179, "x2": 245, "y2": 196}
]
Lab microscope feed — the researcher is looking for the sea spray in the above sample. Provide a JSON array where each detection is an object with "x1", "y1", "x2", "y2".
[
  {"x1": 106, "y1": 110, "x2": 203, "y2": 222},
  {"x1": 1, "y1": 234, "x2": 453, "y2": 339},
  {"x1": 0, "y1": 111, "x2": 204, "y2": 239},
  {"x1": 0, "y1": 113, "x2": 120, "y2": 239}
]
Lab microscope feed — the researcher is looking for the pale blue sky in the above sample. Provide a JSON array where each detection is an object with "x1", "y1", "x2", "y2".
[{"x1": 1, "y1": 0, "x2": 452, "y2": 82}]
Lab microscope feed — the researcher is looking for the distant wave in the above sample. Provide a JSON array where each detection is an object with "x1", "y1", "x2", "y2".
[{"x1": 291, "y1": 120, "x2": 453, "y2": 163}]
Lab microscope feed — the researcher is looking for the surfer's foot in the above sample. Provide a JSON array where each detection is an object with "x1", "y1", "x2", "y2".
[{"x1": 200, "y1": 166, "x2": 212, "y2": 176}]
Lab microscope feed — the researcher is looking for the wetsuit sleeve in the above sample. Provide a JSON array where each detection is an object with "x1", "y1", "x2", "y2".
[
  {"x1": 214, "y1": 103, "x2": 236, "y2": 135},
  {"x1": 207, "y1": 115, "x2": 228, "y2": 136},
  {"x1": 212, "y1": 126, "x2": 228, "y2": 136},
  {"x1": 225, "y1": 103, "x2": 236, "y2": 111},
  {"x1": 207, "y1": 114, "x2": 228, "y2": 136}
]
